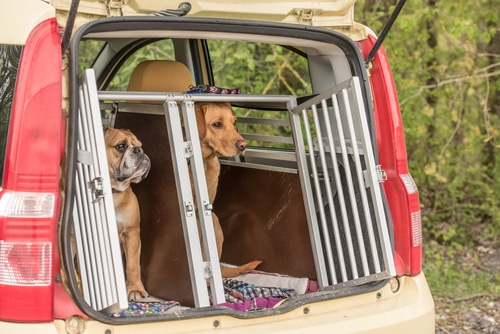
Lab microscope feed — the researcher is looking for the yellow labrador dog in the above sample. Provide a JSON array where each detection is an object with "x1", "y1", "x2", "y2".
[
  {"x1": 104, "y1": 126, "x2": 151, "y2": 300},
  {"x1": 194, "y1": 102, "x2": 262, "y2": 277}
]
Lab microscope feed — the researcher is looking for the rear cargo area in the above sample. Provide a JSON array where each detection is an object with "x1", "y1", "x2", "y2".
[{"x1": 69, "y1": 67, "x2": 395, "y2": 316}]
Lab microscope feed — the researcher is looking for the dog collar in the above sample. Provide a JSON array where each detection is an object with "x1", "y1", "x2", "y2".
[{"x1": 185, "y1": 84, "x2": 240, "y2": 95}]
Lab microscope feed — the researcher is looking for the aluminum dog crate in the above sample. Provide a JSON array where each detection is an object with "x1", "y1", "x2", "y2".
[{"x1": 73, "y1": 68, "x2": 395, "y2": 311}]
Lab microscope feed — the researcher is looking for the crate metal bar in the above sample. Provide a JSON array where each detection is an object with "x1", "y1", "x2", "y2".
[
  {"x1": 80, "y1": 76, "x2": 108, "y2": 310},
  {"x1": 342, "y1": 86, "x2": 381, "y2": 274},
  {"x1": 333, "y1": 92, "x2": 364, "y2": 279},
  {"x1": 314, "y1": 100, "x2": 349, "y2": 283},
  {"x1": 180, "y1": 100, "x2": 226, "y2": 306},
  {"x1": 289, "y1": 112, "x2": 329, "y2": 289},
  {"x1": 310, "y1": 103, "x2": 343, "y2": 285},
  {"x1": 74, "y1": 69, "x2": 128, "y2": 313},
  {"x1": 328, "y1": 94, "x2": 358, "y2": 280},
  {"x1": 75, "y1": 88, "x2": 99, "y2": 308},
  {"x1": 163, "y1": 100, "x2": 214, "y2": 307},
  {"x1": 84, "y1": 69, "x2": 126, "y2": 311},
  {"x1": 350, "y1": 78, "x2": 396, "y2": 276},
  {"x1": 85, "y1": 71, "x2": 120, "y2": 308},
  {"x1": 98, "y1": 92, "x2": 295, "y2": 104},
  {"x1": 295, "y1": 109, "x2": 331, "y2": 288},
  {"x1": 338, "y1": 87, "x2": 370, "y2": 277},
  {"x1": 82, "y1": 83, "x2": 117, "y2": 306}
]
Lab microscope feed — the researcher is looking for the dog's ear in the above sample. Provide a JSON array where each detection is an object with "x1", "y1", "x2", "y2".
[
  {"x1": 103, "y1": 125, "x2": 110, "y2": 133},
  {"x1": 195, "y1": 104, "x2": 207, "y2": 139}
]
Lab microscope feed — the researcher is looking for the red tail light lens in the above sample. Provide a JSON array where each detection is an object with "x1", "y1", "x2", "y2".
[
  {"x1": 0, "y1": 240, "x2": 52, "y2": 286},
  {"x1": 360, "y1": 35, "x2": 423, "y2": 276},
  {"x1": 0, "y1": 17, "x2": 62, "y2": 322}
]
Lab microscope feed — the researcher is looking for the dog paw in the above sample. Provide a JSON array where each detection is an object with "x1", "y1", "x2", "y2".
[{"x1": 127, "y1": 289, "x2": 149, "y2": 301}]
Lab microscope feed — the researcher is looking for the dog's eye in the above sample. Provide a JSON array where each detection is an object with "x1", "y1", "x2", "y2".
[
  {"x1": 115, "y1": 144, "x2": 126, "y2": 152},
  {"x1": 212, "y1": 122, "x2": 223, "y2": 129}
]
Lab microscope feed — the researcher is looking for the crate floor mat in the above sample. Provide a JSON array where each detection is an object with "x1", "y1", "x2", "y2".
[
  {"x1": 214, "y1": 278, "x2": 296, "y2": 311},
  {"x1": 108, "y1": 271, "x2": 317, "y2": 316},
  {"x1": 215, "y1": 271, "x2": 318, "y2": 311},
  {"x1": 108, "y1": 296, "x2": 187, "y2": 317}
]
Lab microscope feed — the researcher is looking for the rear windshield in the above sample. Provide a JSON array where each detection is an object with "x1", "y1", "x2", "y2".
[{"x1": 0, "y1": 45, "x2": 21, "y2": 186}]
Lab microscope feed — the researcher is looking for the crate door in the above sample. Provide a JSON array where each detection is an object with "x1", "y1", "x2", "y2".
[
  {"x1": 72, "y1": 69, "x2": 128, "y2": 313},
  {"x1": 291, "y1": 77, "x2": 396, "y2": 290}
]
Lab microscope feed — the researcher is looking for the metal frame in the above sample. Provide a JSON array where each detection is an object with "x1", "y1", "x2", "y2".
[
  {"x1": 73, "y1": 71, "x2": 395, "y2": 311},
  {"x1": 98, "y1": 91, "x2": 297, "y2": 307},
  {"x1": 73, "y1": 69, "x2": 128, "y2": 313},
  {"x1": 291, "y1": 77, "x2": 395, "y2": 289}
]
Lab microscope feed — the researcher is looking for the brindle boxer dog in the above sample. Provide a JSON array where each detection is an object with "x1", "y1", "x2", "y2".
[{"x1": 104, "y1": 126, "x2": 151, "y2": 301}]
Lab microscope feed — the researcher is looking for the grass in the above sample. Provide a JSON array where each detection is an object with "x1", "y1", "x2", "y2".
[
  {"x1": 423, "y1": 239, "x2": 500, "y2": 299},
  {"x1": 423, "y1": 236, "x2": 500, "y2": 333}
]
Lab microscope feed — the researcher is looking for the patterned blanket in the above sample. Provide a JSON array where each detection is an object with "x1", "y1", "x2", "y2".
[
  {"x1": 221, "y1": 278, "x2": 296, "y2": 303},
  {"x1": 109, "y1": 277, "x2": 299, "y2": 316},
  {"x1": 108, "y1": 299, "x2": 183, "y2": 317}
]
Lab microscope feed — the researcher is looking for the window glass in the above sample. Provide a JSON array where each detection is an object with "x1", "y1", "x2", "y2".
[
  {"x1": 207, "y1": 41, "x2": 312, "y2": 96},
  {"x1": 0, "y1": 45, "x2": 21, "y2": 185},
  {"x1": 207, "y1": 41, "x2": 312, "y2": 149},
  {"x1": 107, "y1": 39, "x2": 175, "y2": 91},
  {"x1": 79, "y1": 40, "x2": 105, "y2": 75}
]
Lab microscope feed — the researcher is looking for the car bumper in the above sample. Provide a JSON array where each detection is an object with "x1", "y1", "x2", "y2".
[{"x1": 0, "y1": 272, "x2": 434, "y2": 334}]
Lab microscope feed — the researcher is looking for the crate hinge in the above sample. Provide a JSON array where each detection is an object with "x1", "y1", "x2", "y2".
[{"x1": 375, "y1": 165, "x2": 387, "y2": 183}]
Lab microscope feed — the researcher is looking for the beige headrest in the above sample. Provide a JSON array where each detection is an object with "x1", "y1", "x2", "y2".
[{"x1": 127, "y1": 60, "x2": 194, "y2": 92}]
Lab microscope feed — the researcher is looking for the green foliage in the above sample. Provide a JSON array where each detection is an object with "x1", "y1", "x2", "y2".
[
  {"x1": 207, "y1": 41, "x2": 312, "y2": 148},
  {"x1": 207, "y1": 40, "x2": 312, "y2": 96},
  {"x1": 357, "y1": 0, "x2": 500, "y2": 247},
  {"x1": 424, "y1": 240, "x2": 500, "y2": 298}
]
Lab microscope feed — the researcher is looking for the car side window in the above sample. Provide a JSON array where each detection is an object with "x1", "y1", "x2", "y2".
[
  {"x1": 107, "y1": 39, "x2": 175, "y2": 91},
  {"x1": 0, "y1": 45, "x2": 22, "y2": 186},
  {"x1": 206, "y1": 40, "x2": 313, "y2": 149},
  {"x1": 78, "y1": 40, "x2": 106, "y2": 75},
  {"x1": 206, "y1": 40, "x2": 312, "y2": 96}
]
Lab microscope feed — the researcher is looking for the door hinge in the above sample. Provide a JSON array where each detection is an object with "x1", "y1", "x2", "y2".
[
  {"x1": 102, "y1": 0, "x2": 127, "y2": 16},
  {"x1": 295, "y1": 9, "x2": 318, "y2": 25}
]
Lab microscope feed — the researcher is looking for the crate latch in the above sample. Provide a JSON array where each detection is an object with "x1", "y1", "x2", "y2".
[{"x1": 88, "y1": 177, "x2": 105, "y2": 203}]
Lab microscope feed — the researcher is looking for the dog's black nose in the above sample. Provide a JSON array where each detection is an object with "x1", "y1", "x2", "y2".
[
  {"x1": 132, "y1": 147, "x2": 143, "y2": 154},
  {"x1": 236, "y1": 140, "x2": 247, "y2": 152}
]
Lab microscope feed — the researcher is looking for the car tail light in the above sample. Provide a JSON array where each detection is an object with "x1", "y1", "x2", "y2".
[
  {"x1": 0, "y1": 18, "x2": 63, "y2": 322},
  {"x1": 360, "y1": 35, "x2": 423, "y2": 276}
]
